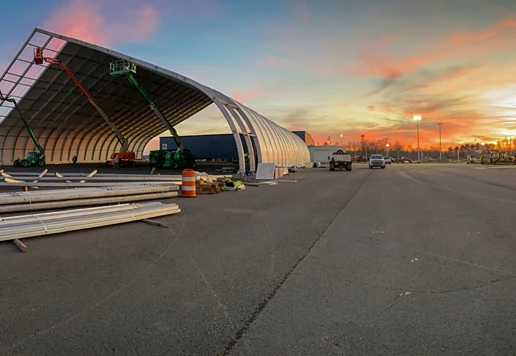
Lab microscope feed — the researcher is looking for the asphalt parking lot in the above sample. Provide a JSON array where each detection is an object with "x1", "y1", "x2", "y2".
[{"x1": 1, "y1": 163, "x2": 515, "y2": 355}]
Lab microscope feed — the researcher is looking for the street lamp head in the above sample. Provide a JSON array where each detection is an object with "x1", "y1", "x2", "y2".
[
  {"x1": 413, "y1": 115, "x2": 422, "y2": 121},
  {"x1": 340, "y1": 134, "x2": 343, "y2": 138},
  {"x1": 386, "y1": 143, "x2": 390, "y2": 147}
]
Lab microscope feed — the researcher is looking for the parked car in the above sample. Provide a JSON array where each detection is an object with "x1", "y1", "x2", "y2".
[
  {"x1": 384, "y1": 156, "x2": 393, "y2": 165},
  {"x1": 397, "y1": 157, "x2": 413, "y2": 163},
  {"x1": 352, "y1": 156, "x2": 368, "y2": 163},
  {"x1": 369, "y1": 154, "x2": 386, "y2": 169}
]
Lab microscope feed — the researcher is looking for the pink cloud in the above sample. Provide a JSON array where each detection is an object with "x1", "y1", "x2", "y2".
[
  {"x1": 43, "y1": 1, "x2": 105, "y2": 45},
  {"x1": 42, "y1": 0, "x2": 160, "y2": 46},
  {"x1": 261, "y1": 56, "x2": 290, "y2": 67},
  {"x1": 232, "y1": 88, "x2": 268, "y2": 104},
  {"x1": 448, "y1": 16, "x2": 516, "y2": 44}
]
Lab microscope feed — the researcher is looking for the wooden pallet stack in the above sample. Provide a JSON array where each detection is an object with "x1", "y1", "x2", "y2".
[{"x1": 195, "y1": 179, "x2": 225, "y2": 194}]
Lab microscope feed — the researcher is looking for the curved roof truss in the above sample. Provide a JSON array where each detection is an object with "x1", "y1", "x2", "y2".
[{"x1": 0, "y1": 28, "x2": 310, "y2": 172}]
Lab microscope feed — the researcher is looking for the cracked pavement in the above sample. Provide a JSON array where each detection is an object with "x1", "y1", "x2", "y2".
[
  {"x1": 229, "y1": 165, "x2": 516, "y2": 355},
  {"x1": 1, "y1": 164, "x2": 516, "y2": 355}
]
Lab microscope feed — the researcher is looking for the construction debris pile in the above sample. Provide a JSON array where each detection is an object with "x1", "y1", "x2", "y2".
[{"x1": 194, "y1": 171, "x2": 227, "y2": 194}]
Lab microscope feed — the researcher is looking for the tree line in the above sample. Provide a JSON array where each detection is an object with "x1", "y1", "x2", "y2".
[{"x1": 323, "y1": 138, "x2": 515, "y2": 159}]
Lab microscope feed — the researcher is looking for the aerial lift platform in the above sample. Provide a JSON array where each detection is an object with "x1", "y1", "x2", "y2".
[
  {"x1": 34, "y1": 48, "x2": 135, "y2": 166},
  {"x1": 109, "y1": 60, "x2": 188, "y2": 166}
]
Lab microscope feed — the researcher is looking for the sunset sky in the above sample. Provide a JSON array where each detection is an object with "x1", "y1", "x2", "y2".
[{"x1": 1, "y1": 0, "x2": 516, "y2": 151}]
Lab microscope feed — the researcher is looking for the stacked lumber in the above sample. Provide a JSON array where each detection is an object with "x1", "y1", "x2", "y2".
[{"x1": 0, "y1": 202, "x2": 180, "y2": 242}]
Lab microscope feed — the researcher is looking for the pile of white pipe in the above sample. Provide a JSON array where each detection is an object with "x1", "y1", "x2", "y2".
[
  {"x1": 2, "y1": 172, "x2": 182, "y2": 178},
  {"x1": 0, "y1": 202, "x2": 180, "y2": 242},
  {"x1": 1, "y1": 171, "x2": 182, "y2": 184},
  {"x1": 2, "y1": 175, "x2": 183, "y2": 182},
  {"x1": 0, "y1": 181, "x2": 181, "y2": 188},
  {"x1": 0, "y1": 185, "x2": 179, "y2": 213}
]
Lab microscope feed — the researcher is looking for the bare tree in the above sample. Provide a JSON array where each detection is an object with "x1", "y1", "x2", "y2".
[
  {"x1": 392, "y1": 140, "x2": 403, "y2": 159},
  {"x1": 368, "y1": 140, "x2": 380, "y2": 154}
]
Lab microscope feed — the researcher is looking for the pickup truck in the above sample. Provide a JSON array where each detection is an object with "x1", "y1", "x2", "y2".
[{"x1": 330, "y1": 150, "x2": 352, "y2": 171}]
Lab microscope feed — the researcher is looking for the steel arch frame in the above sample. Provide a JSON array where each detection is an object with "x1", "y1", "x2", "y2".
[{"x1": 0, "y1": 28, "x2": 310, "y2": 171}]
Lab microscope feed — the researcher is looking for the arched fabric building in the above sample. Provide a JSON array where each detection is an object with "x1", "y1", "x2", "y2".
[{"x1": 0, "y1": 28, "x2": 310, "y2": 173}]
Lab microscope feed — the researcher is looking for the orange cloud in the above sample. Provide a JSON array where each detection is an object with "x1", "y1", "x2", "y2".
[
  {"x1": 355, "y1": 14, "x2": 516, "y2": 80},
  {"x1": 43, "y1": 0, "x2": 160, "y2": 46},
  {"x1": 368, "y1": 102, "x2": 399, "y2": 115},
  {"x1": 263, "y1": 11, "x2": 516, "y2": 81},
  {"x1": 257, "y1": 7, "x2": 516, "y2": 146},
  {"x1": 310, "y1": 116, "x2": 490, "y2": 150}
]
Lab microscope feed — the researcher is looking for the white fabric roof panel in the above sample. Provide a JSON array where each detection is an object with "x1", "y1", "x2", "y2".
[{"x1": 0, "y1": 28, "x2": 310, "y2": 172}]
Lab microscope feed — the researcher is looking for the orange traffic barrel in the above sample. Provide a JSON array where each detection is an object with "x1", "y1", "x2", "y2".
[{"x1": 181, "y1": 169, "x2": 196, "y2": 198}]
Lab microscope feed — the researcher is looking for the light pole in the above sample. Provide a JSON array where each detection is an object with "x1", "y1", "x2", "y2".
[
  {"x1": 438, "y1": 123, "x2": 443, "y2": 161},
  {"x1": 386, "y1": 143, "x2": 390, "y2": 156},
  {"x1": 361, "y1": 134, "x2": 366, "y2": 157},
  {"x1": 340, "y1": 134, "x2": 343, "y2": 147},
  {"x1": 413, "y1": 115, "x2": 422, "y2": 162},
  {"x1": 510, "y1": 137, "x2": 514, "y2": 155}
]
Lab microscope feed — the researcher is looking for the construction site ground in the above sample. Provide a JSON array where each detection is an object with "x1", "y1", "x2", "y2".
[{"x1": 1, "y1": 163, "x2": 516, "y2": 355}]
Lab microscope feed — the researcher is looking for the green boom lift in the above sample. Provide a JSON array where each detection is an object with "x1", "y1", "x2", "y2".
[
  {"x1": 0, "y1": 91, "x2": 46, "y2": 167},
  {"x1": 109, "y1": 60, "x2": 187, "y2": 160}
]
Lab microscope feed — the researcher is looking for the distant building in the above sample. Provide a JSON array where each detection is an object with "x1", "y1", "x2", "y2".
[
  {"x1": 292, "y1": 131, "x2": 315, "y2": 146},
  {"x1": 160, "y1": 131, "x2": 314, "y2": 162}
]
